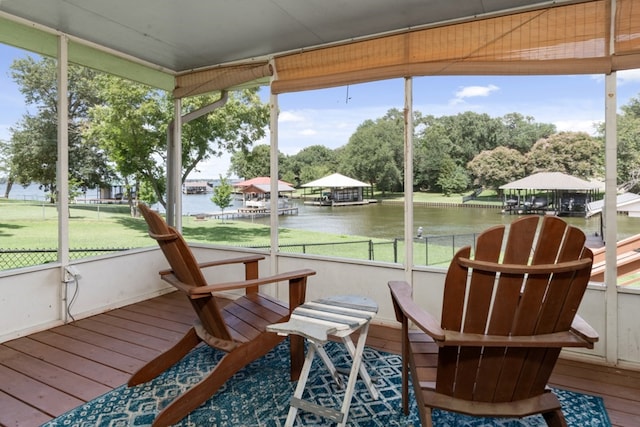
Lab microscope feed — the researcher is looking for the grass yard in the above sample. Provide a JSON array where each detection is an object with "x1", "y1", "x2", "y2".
[{"x1": 1, "y1": 199, "x2": 459, "y2": 270}]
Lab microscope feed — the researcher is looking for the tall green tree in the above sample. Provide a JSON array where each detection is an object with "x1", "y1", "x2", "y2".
[
  {"x1": 526, "y1": 131, "x2": 604, "y2": 179},
  {"x1": 340, "y1": 109, "x2": 404, "y2": 194},
  {"x1": 467, "y1": 146, "x2": 527, "y2": 191},
  {"x1": 500, "y1": 112, "x2": 556, "y2": 153},
  {"x1": 86, "y1": 74, "x2": 270, "y2": 207},
  {"x1": 230, "y1": 144, "x2": 287, "y2": 180},
  {"x1": 414, "y1": 117, "x2": 455, "y2": 191},
  {"x1": 287, "y1": 145, "x2": 337, "y2": 186},
  {"x1": 437, "y1": 158, "x2": 469, "y2": 196},
  {"x1": 438, "y1": 111, "x2": 506, "y2": 166},
  {"x1": 8, "y1": 56, "x2": 112, "y2": 201},
  {"x1": 613, "y1": 97, "x2": 640, "y2": 191}
]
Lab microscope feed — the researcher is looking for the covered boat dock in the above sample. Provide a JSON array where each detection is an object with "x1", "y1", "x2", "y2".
[{"x1": 499, "y1": 172, "x2": 603, "y2": 217}]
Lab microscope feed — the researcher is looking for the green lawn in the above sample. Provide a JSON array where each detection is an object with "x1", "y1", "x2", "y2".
[{"x1": 0, "y1": 199, "x2": 458, "y2": 270}]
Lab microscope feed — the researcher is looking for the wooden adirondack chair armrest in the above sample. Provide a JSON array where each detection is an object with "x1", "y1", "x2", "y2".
[
  {"x1": 188, "y1": 268, "x2": 316, "y2": 296},
  {"x1": 457, "y1": 257, "x2": 592, "y2": 275},
  {"x1": 570, "y1": 314, "x2": 599, "y2": 344},
  {"x1": 441, "y1": 329, "x2": 597, "y2": 348},
  {"x1": 197, "y1": 254, "x2": 265, "y2": 270},
  {"x1": 158, "y1": 254, "x2": 265, "y2": 276},
  {"x1": 388, "y1": 281, "x2": 445, "y2": 341}
]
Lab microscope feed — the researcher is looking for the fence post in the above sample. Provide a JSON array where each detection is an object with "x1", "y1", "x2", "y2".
[
  {"x1": 425, "y1": 236, "x2": 429, "y2": 266},
  {"x1": 368, "y1": 240, "x2": 374, "y2": 261},
  {"x1": 302, "y1": 244, "x2": 306, "y2": 254},
  {"x1": 393, "y1": 238, "x2": 398, "y2": 263},
  {"x1": 452, "y1": 234, "x2": 456, "y2": 257}
]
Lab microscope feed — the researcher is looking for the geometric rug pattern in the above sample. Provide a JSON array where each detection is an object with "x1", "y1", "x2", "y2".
[{"x1": 43, "y1": 340, "x2": 611, "y2": 426}]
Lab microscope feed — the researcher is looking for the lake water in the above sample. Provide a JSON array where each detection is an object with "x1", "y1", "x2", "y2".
[{"x1": 3, "y1": 183, "x2": 637, "y2": 241}]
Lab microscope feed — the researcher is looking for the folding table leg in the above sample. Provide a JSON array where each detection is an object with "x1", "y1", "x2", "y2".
[
  {"x1": 337, "y1": 323, "x2": 372, "y2": 427},
  {"x1": 285, "y1": 342, "x2": 317, "y2": 427},
  {"x1": 316, "y1": 344, "x2": 344, "y2": 388},
  {"x1": 341, "y1": 324, "x2": 379, "y2": 400}
]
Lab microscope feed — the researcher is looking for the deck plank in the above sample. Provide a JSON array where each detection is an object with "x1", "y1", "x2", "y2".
[
  {"x1": 0, "y1": 346, "x2": 111, "y2": 401},
  {"x1": 0, "y1": 291, "x2": 638, "y2": 427},
  {"x1": 27, "y1": 330, "x2": 145, "y2": 374},
  {"x1": 4, "y1": 337, "x2": 129, "y2": 388},
  {"x1": 0, "y1": 390, "x2": 51, "y2": 427},
  {"x1": 0, "y1": 364, "x2": 84, "y2": 418}
]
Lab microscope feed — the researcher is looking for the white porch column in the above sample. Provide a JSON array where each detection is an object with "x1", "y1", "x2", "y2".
[
  {"x1": 56, "y1": 34, "x2": 70, "y2": 321},
  {"x1": 603, "y1": 0, "x2": 619, "y2": 366},
  {"x1": 604, "y1": 72, "x2": 619, "y2": 365},
  {"x1": 269, "y1": 90, "x2": 279, "y2": 274},
  {"x1": 403, "y1": 77, "x2": 414, "y2": 283},
  {"x1": 167, "y1": 98, "x2": 182, "y2": 230}
]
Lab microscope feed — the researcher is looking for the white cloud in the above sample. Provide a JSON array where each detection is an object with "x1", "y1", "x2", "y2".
[
  {"x1": 278, "y1": 111, "x2": 305, "y2": 122},
  {"x1": 455, "y1": 84, "x2": 499, "y2": 99},
  {"x1": 553, "y1": 119, "x2": 602, "y2": 135}
]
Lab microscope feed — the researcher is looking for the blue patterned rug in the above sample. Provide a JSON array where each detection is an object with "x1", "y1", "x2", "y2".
[{"x1": 43, "y1": 340, "x2": 611, "y2": 426}]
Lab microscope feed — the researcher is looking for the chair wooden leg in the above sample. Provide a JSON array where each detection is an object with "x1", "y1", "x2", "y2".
[
  {"x1": 425, "y1": 407, "x2": 434, "y2": 427},
  {"x1": 542, "y1": 409, "x2": 568, "y2": 427},
  {"x1": 128, "y1": 327, "x2": 201, "y2": 386}
]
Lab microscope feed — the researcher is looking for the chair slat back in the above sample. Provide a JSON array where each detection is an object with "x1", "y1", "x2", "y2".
[
  {"x1": 437, "y1": 216, "x2": 593, "y2": 403},
  {"x1": 138, "y1": 203, "x2": 232, "y2": 342}
]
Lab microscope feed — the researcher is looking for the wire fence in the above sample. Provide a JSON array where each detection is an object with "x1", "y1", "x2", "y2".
[
  {"x1": 251, "y1": 233, "x2": 479, "y2": 266},
  {"x1": 0, "y1": 233, "x2": 480, "y2": 271},
  {"x1": 0, "y1": 248, "x2": 132, "y2": 270}
]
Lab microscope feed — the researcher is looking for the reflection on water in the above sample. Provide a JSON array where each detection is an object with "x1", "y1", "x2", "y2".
[
  {"x1": 240, "y1": 200, "x2": 637, "y2": 241},
  {"x1": 4, "y1": 184, "x2": 636, "y2": 241}
]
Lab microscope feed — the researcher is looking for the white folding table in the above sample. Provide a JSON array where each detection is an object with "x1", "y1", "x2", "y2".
[{"x1": 268, "y1": 295, "x2": 379, "y2": 427}]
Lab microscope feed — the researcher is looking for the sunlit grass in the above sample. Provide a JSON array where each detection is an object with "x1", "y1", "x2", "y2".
[{"x1": 0, "y1": 201, "x2": 457, "y2": 269}]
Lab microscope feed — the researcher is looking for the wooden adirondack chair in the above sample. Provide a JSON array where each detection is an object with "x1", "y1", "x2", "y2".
[
  {"x1": 388, "y1": 215, "x2": 598, "y2": 427},
  {"x1": 130, "y1": 203, "x2": 316, "y2": 426}
]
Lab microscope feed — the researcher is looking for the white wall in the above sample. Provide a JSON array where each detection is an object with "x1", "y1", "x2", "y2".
[
  {"x1": 0, "y1": 248, "x2": 171, "y2": 343},
  {"x1": 1, "y1": 245, "x2": 639, "y2": 370}
]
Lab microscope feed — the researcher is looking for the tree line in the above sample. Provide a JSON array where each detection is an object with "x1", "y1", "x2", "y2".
[
  {"x1": 233, "y1": 105, "x2": 640, "y2": 196},
  {"x1": 2, "y1": 56, "x2": 639, "y2": 208}
]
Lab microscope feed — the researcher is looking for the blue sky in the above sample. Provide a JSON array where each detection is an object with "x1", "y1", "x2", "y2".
[{"x1": 3, "y1": 43, "x2": 640, "y2": 179}]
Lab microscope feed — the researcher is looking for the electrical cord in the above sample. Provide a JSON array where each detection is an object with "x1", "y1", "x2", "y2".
[{"x1": 65, "y1": 276, "x2": 79, "y2": 322}]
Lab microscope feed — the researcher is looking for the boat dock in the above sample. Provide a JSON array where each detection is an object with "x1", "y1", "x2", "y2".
[{"x1": 190, "y1": 207, "x2": 298, "y2": 221}]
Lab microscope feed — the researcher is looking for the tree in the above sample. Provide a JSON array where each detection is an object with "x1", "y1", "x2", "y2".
[
  {"x1": 210, "y1": 175, "x2": 233, "y2": 222},
  {"x1": 85, "y1": 75, "x2": 169, "y2": 207},
  {"x1": 8, "y1": 56, "x2": 112, "y2": 201},
  {"x1": 614, "y1": 97, "x2": 640, "y2": 191},
  {"x1": 467, "y1": 146, "x2": 527, "y2": 191},
  {"x1": 437, "y1": 158, "x2": 469, "y2": 196},
  {"x1": 182, "y1": 89, "x2": 269, "y2": 179},
  {"x1": 230, "y1": 144, "x2": 287, "y2": 179},
  {"x1": 86, "y1": 74, "x2": 270, "y2": 208},
  {"x1": 500, "y1": 112, "x2": 556, "y2": 153},
  {"x1": 340, "y1": 109, "x2": 404, "y2": 194},
  {"x1": 414, "y1": 118, "x2": 455, "y2": 191},
  {"x1": 287, "y1": 145, "x2": 337, "y2": 186},
  {"x1": 526, "y1": 132, "x2": 604, "y2": 179},
  {"x1": 438, "y1": 111, "x2": 507, "y2": 166}
]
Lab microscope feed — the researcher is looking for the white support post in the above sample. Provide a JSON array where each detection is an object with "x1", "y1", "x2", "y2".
[
  {"x1": 603, "y1": 0, "x2": 619, "y2": 366},
  {"x1": 57, "y1": 34, "x2": 70, "y2": 321},
  {"x1": 167, "y1": 98, "x2": 182, "y2": 230},
  {"x1": 269, "y1": 91, "x2": 279, "y2": 275},
  {"x1": 404, "y1": 77, "x2": 414, "y2": 284},
  {"x1": 604, "y1": 73, "x2": 619, "y2": 365}
]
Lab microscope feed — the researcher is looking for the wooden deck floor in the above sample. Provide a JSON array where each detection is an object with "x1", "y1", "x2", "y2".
[{"x1": 1, "y1": 291, "x2": 639, "y2": 427}]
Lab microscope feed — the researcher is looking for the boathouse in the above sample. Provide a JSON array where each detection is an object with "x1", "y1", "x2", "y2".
[
  {"x1": 499, "y1": 172, "x2": 602, "y2": 216},
  {"x1": 302, "y1": 173, "x2": 373, "y2": 206}
]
